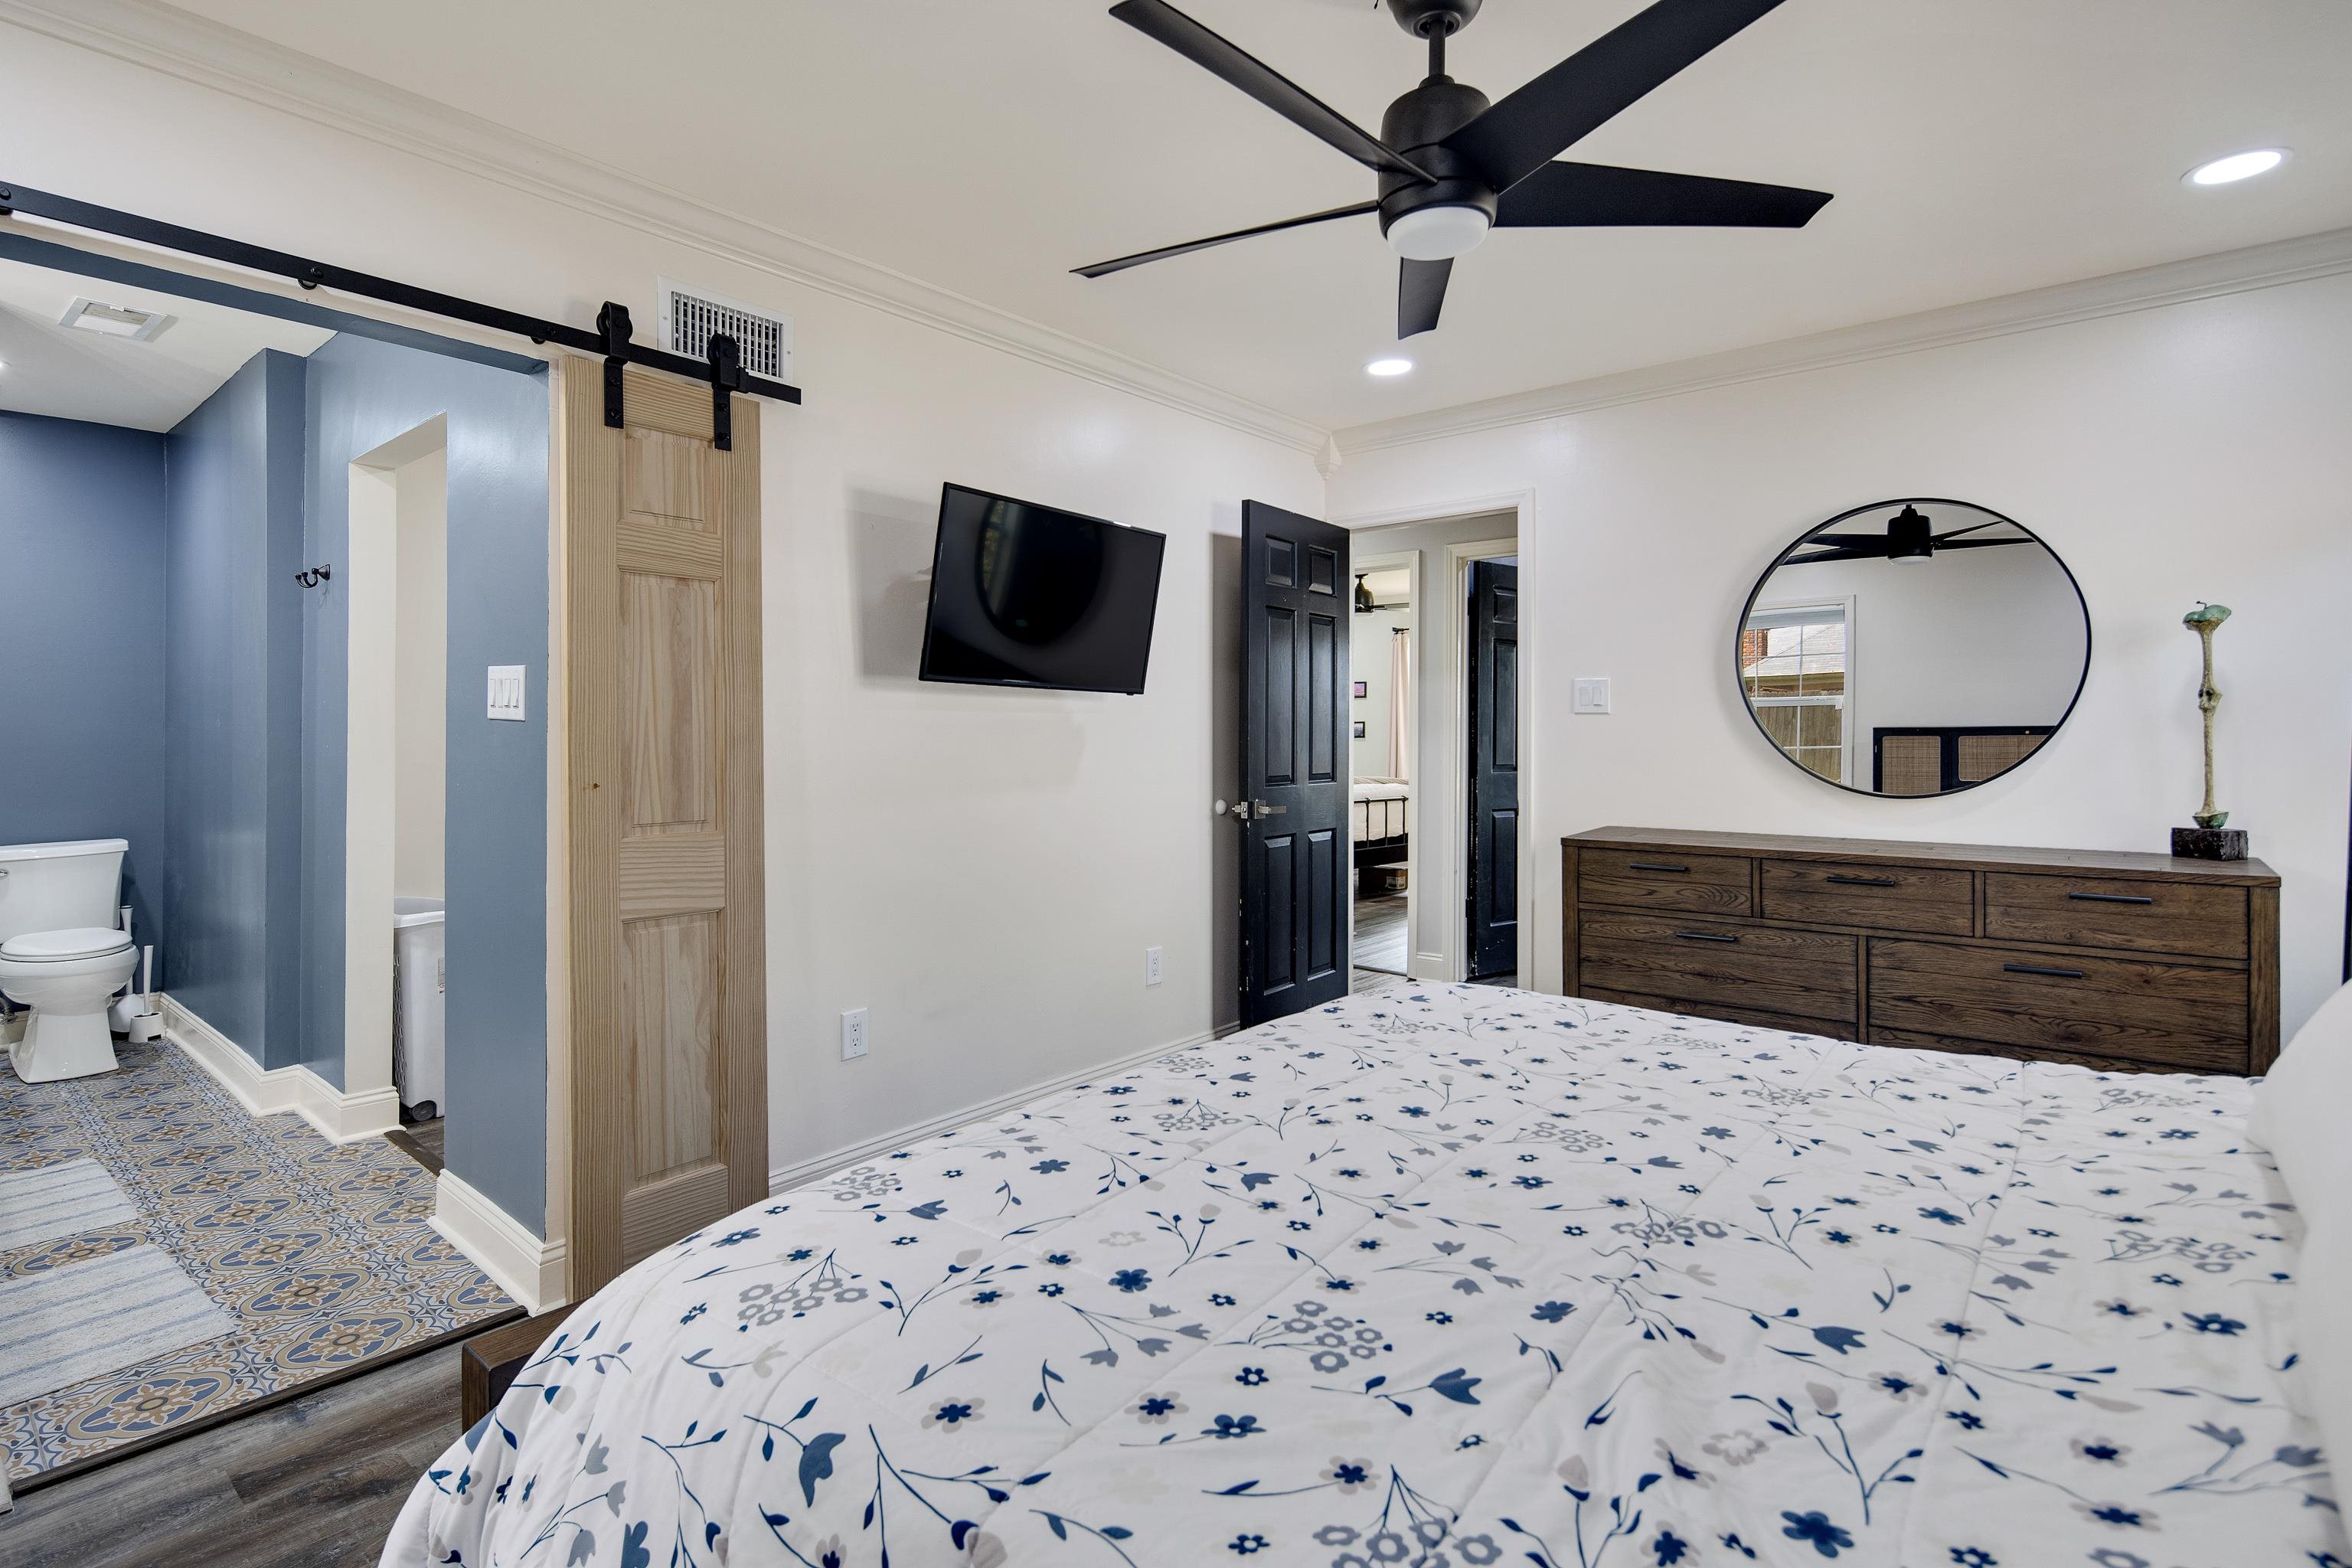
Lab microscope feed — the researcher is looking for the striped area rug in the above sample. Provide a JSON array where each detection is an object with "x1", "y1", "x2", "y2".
[
  {"x1": 0, "y1": 1159, "x2": 138, "y2": 1253},
  {"x1": 0, "y1": 1246, "x2": 230, "y2": 1410}
]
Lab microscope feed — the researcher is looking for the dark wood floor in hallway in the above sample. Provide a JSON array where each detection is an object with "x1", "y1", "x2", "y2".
[
  {"x1": 1353, "y1": 890, "x2": 1407, "y2": 975},
  {"x1": 0, "y1": 1342, "x2": 459, "y2": 1568}
]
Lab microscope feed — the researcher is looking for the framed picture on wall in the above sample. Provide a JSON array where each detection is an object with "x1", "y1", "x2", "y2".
[
  {"x1": 1352, "y1": 720, "x2": 1367, "y2": 738},
  {"x1": 1353, "y1": 681, "x2": 1368, "y2": 698}
]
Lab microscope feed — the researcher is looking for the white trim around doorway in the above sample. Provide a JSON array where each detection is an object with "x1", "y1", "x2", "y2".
[{"x1": 1333, "y1": 490, "x2": 1538, "y2": 988}]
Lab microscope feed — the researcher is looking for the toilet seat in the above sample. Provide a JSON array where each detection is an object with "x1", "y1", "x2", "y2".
[{"x1": 0, "y1": 927, "x2": 134, "y2": 962}]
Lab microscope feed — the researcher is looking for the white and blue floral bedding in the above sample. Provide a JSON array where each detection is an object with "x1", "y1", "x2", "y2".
[{"x1": 385, "y1": 983, "x2": 2338, "y2": 1568}]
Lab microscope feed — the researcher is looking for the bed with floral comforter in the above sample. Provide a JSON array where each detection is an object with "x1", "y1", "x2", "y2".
[{"x1": 386, "y1": 982, "x2": 2337, "y2": 1567}]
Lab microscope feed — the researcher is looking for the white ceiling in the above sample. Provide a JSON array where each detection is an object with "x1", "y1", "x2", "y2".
[
  {"x1": 0, "y1": 255, "x2": 332, "y2": 430},
  {"x1": 157, "y1": 0, "x2": 2352, "y2": 430}
]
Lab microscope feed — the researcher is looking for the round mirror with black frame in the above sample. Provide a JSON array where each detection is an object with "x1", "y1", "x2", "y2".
[{"x1": 1734, "y1": 499, "x2": 2091, "y2": 797}]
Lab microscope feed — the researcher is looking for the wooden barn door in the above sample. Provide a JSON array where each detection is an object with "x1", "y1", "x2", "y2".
[{"x1": 564, "y1": 358, "x2": 766, "y2": 1298}]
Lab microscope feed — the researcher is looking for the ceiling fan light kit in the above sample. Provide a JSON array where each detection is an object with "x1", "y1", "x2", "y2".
[{"x1": 1080, "y1": 0, "x2": 1833, "y2": 341}]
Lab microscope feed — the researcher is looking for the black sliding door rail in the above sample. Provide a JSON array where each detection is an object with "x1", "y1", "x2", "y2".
[{"x1": 0, "y1": 178, "x2": 801, "y2": 441}]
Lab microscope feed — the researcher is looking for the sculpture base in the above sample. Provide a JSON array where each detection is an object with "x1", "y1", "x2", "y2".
[{"x1": 2172, "y1": 826, "x2": 2249, "y2": 862}]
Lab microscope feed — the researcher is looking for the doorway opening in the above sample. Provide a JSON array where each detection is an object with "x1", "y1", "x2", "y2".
[
  {"x1": 345, "y1": 416, "x2": 450, "y2": 1161},
  {"x1": 1348, "y1": 554, "x2": 1413, "y2": 987},
  {"x1": 1336, "y1": 511, "x2": 1524, "y2": 989}
]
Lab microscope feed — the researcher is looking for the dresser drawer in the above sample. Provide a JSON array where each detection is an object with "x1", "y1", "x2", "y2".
[
  {"x1": 1983, "y1": 874, "x2": 2247, "y2": 959},
  {"x1": 1578, "y1": 848, "x2": 1751, "y2": 916},
  {"x1": 1760, "y1": 859, "x2": 1972, "y2": 936},
  {"x1": 1581, "y1": 910, "x2": 1854, "y2": 1024},
  {"x1": 1867, "y1": 938, "x2": 2246, "y2": 1072}
]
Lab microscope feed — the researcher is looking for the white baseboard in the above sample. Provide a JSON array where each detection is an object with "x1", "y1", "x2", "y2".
[
  {"x1": 767, "y1": 1021, "x2": 1240, "y2": 1194},
  {"x1": 432, "y1": 1168, "x2": 567, "y2": 1316},
  {"x1": 158, "y1": 992, "x2": 402, "y2": 1144}
]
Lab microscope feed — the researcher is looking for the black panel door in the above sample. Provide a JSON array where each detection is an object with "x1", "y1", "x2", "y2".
[
  {"x1": 1466, "y1": 559, "x2": 1520, "y2": 979},
  {"x1": 1240, "y1": 501, "x2": 1350, "y2": 1026}
]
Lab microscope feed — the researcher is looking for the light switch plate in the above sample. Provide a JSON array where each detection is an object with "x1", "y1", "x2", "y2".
[
  {"x1": 1573, "y1": 678, "x2": 1612, "y2": 714},
  {"x1": 487, "y1": 665, "x2": 527, "y2": 721}
]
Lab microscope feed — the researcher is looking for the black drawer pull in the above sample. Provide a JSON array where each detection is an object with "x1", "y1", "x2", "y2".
[
  {"x1": 2004, "y1": 963, "x2": 2085, "y2": 979},
  {"x1": 1825, "y1": 874, "x2": 1897, "y2": 887},
  {"x1": 1672, "y1": 930, "x2": 1740, "y2": 943},
  {"x1": 1628, "y1": 861, "x2": 1689, "y2": 874},
  {"x1": 2067, "y1": 891, "x2": 2154, "y2": 906}
]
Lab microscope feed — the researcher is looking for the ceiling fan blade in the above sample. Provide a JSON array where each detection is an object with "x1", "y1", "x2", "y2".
[
  {"x1": 1110, "y1": 0, "x2": 1436, "y2": 181},
  {"x1": 1788, "y1": 544, "x2": 1885, "y2": 564},
  {"x1": 1399, "y1": 257, "x2": 1452, "y2": 338},
  {"x1": 1074, "y1": 202, "x2": 1380, "y2": 278},
  {"x1": 1496, "y1": 161, "x2": 1830, "y2": 228},
  {"x1": 1445, "y1": 0, "x2": 1791, "y2": 194}
]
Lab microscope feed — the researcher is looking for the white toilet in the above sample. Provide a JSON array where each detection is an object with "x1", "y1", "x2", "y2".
[{"x1": 0, "y1": 839, "x2": 139, "y2": 1082}]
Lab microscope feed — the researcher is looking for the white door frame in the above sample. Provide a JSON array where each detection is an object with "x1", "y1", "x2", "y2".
[
  {"x1": 1333, "y1": 490, "x2": 1537, "y2": 986},
  {"x1": 344, "y1": 415, "x2": 447, "y2": 1132}
]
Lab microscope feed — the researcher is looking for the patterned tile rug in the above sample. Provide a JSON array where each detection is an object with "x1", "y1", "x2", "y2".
[{"x1": 0, "y1": 1036, "x2": 518, "y2": 1488}]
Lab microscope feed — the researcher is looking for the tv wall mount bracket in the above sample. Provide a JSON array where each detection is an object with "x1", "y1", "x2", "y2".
[{"x1": 0, "y1": 178, "x2": 799, "y2": 449}]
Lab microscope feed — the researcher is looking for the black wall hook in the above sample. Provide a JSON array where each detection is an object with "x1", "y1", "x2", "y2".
[{"x1": 295, "y1": 564, "x2": 332, "y2": 589}]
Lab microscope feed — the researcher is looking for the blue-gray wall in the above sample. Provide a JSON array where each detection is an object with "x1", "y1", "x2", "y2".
[
  {"x1": 162, "y1": 351, "x2": 308, "y2": 1057},
  {"x1": 0, "y1": 412, "x2": 169, "y2": 944},
  {"x1": 297, "y1": 333, "x2": 550, "y2": 1230}
]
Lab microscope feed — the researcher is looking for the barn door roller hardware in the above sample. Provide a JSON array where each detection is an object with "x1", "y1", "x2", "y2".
[{"x1": 0, "y1": 179, "x2": 800, "y2": 447}]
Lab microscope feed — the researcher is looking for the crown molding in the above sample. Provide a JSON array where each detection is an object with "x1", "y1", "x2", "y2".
[
  {"x1": 1334, "y1": 224, "x2": 2352, "y2": 456},
  {"x1": 0, "y1": 0, "x2": 1329, "y2": 456}
]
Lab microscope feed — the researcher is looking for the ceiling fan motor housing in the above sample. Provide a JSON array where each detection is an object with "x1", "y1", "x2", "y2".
[
  {"x1": 1377, "y1": 77, "x2": 1498, "y2": 240},
  {"x1": 1387, "y1": 0, "x2": 1481, "y2": 38}
]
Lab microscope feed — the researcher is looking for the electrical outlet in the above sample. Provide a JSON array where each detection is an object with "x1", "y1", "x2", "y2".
[
  {"x1": 1145, "y1": 946, "x2": 1164, "y2": 986},
  {"x1": 840, "y1": 1008, "x2": 868, "y2": 1061}
]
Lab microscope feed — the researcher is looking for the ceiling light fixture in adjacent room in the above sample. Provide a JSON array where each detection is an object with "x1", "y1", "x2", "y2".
[
  {"x1": 2184, "y1": 148, "x2": 2288, "y2": 186},
  {"x1": 1365, "y1": 357, "x2": 1414, "y2": 377}
]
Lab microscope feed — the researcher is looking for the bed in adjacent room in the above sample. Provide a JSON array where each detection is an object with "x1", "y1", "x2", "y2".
[
  {"x1": 384, "y1": 983, "x2": 2339, "y2": 1567},
  {"x1": 1352, "y1": 777, "x2": 1409, "y2": 895}
]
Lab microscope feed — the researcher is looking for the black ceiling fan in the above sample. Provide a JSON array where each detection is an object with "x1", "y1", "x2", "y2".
[
  {"x1": 1791, "y1": 506, "x2": 2029, "y2": 566},
  {"x1": 1076, "y1": 0, "x2": 1834, "y2": 339}
]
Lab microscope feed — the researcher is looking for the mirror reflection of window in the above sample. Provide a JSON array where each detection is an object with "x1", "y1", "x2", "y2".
[
  {"x1": 1736, "y1": 501, "x2": 2089, "y2": 798},
  {"x1": 1741, "y1": 603, "x2": 1849, "y2": 783}
]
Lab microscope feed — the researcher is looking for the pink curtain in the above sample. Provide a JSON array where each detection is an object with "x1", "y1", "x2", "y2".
[{"x1": 1387, "y1": 627, "x2": 1410, "y2": 781}]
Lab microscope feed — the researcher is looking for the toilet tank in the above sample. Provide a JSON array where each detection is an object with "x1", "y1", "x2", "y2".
[{"x1": 0, "y1": 840, "x2": 127, "y2": 944}]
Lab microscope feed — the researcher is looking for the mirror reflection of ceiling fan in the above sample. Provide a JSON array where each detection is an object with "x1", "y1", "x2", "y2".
[
  {"x1": 1790, "y1": 505, "x2": 2032, "y2": 567},
  {"x1": 1076, "y1": 0, "x2": 1834, "y2": 338}
]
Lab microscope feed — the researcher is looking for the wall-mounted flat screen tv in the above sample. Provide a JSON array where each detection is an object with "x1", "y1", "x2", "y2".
[{"x1": 918, "y1": 483, "x2": 1167, "y2": 694}]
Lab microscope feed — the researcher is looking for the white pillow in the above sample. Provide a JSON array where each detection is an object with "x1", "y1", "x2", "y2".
[{"x1": 2251, "y1": 980, "x2": 2352, "y2": 1479}]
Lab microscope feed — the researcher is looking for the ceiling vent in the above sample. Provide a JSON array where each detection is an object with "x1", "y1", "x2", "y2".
[
  {"x1": 657, "y1": 279, "x2": 793, "y2": 382},
  {"x1": 60, "y1": 296, "x2": 175, "y2": 342}
]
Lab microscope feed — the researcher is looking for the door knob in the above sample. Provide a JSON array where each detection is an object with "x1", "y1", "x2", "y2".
[{"x1": 1227, "y1": 800, "x2": 1286, "y2": 821}]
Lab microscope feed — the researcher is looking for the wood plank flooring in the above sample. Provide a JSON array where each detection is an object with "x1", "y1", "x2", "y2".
[
  {"x1": 1352, "y1": 892, "x2": 1408, "y2": 975},
  {"x1": 0, "y1": 1342, "x2": 462, "y2": 1567},
  {"x1": 385, "y1": 1116, "x2": 444, "y2": 1175}
]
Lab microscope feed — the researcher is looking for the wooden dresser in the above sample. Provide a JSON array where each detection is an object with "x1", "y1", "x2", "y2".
[{"x1": 1561, "y1": 828, "x2": 2280, "y2": 1074}]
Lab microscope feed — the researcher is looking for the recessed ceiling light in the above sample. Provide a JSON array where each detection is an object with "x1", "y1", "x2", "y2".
[
  {"x1": 2184, "y1": 148, "x2": 2288, "y2": 187},
  {"x1": 1365, "y1": 358, "x2": 1413, "y2": 377}
]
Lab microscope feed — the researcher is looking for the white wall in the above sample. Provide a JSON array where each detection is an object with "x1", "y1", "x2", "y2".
[
  {"x1": 0, "y1": 24, "x2": 1323, "y2": 1187},
  {"x1": 394, "y1": 446, "x2": 447, "y2": 900},
  {"x1": 1329, "y1": 273, "x2": 2352, "y2": 1035},
  {"x1": 1350, "y1": 606, "x2": 1410, "y2": 780}
]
